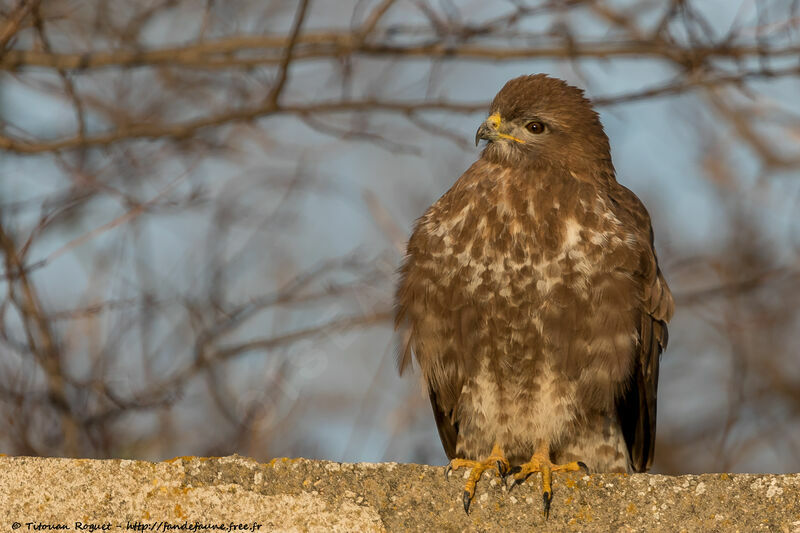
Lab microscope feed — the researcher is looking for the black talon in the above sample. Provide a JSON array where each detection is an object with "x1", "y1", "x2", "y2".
[
  {"x1": 508, "y1": 477, "x2": 524, "y2": 493},
  {"x1": 463, "y1": 490, "x2": 472, "y2": 514},
  {"x1": 497, "y1": 460, "x2": 508, "y2": 479},
  {"x1": 542, "y1": 490, "x2": 552, "y2": 519},
  {"x1": 509, "y1": 465, "x2": 522, "y2": 475},
  {"x1": 444, "y1": 465, "x2": 452, "y2": 479},
  {"x1": 577, "y1": 461, "x2": 589, "y2": 474}
]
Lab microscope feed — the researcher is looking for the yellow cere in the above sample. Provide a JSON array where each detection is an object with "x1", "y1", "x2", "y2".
[{"x1": 488, "y1": 113, "x2": 525, "y2": 144}]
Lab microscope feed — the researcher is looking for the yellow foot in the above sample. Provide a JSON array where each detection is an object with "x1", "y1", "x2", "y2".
[
  {"x1": 508, "y1": 453, "x2": 588, "y2": 519},
  {"x1": 444, "y1": 443, "x2": 510, "y2": 514}
]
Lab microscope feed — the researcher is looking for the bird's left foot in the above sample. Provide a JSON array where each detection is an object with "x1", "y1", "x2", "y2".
[
  {"x1": 445, "y1": 443, "x2": 510, "y2": 514},
  {"x1": 508, "y1": 453, "x2": 588, "y2": 518}
]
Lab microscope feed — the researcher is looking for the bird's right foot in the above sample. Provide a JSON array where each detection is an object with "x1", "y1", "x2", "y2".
[{"x1": 444, "y1": 443, "x2": 510, "y2": 514}]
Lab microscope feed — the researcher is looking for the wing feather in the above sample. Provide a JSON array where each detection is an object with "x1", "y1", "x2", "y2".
[
  {"x1": 396, "y1": 316, "x2": 460, "y2": 459},
  {"x1": 619, "y1": 275, "x2": 671, "y2": 472},
  {"x1": 394, "y1": 163, "x2": 490, "y2": 461},
  {"x1": 609, "y1": 185, "x2": 674, "y2": 472}
]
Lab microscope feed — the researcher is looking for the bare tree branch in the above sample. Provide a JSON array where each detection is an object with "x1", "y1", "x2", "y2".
[{"x1": 4, "y1": 38, "x2": 799, "y2": 71}]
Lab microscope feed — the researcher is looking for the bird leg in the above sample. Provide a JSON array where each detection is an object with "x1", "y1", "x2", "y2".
[
  {"x1": 508, "y1": 442, "x2": 588, "y2": 519},
  {"x1": 445, "y1": 443, "x2": 510, "y2": 514}
]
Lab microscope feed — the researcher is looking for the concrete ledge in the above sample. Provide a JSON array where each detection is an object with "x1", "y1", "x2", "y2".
[{"x1": 1, "y1": 455, "x2": 798, "y2": 532}]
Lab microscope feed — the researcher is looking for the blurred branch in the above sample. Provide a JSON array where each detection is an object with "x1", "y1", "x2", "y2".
[
  {"x1": 706, "y1": 88, "x2": 800, "y2": 169},
  {"x1": 1, "y1": 173, "x2": 188, "y2": 279},
  {"x1": 6, "y1": 65, "x2": 800, "y2": 153},
  {"x1": 675, "y1": 268, "x2": 800, "y2": 306},
  {"x1": 81, "y1": 308, "x2": 392, "y2": 428},
  {"x1": 0, "y1": 217, "x2": 78, "y2": 454},
  {"x1": 593, "y1": 65, "x2": 800, "y2": 106},
  {"x1": 266, "y1": 0, "x2": 310, "y2": 107},
  {"x1": 4, "y1": 37, "x2": 799, "y2": 71},
  {"x1": 0, "y1": 100, "x2": 485, "y2": 154},
  {"x1": 0, "y1": 0, "x2": 38, "y2": 51},
  {"x1": 357, "y1": 0, "x2": 397, "y2": 41},
  {"x1": 214, "y1": 309, "x2": 392, "y2": 360}
]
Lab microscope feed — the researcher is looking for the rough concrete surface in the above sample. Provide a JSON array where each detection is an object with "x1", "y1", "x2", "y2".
[{"x1": 0, "y1": 455, "x2": 798, "y2": 532}]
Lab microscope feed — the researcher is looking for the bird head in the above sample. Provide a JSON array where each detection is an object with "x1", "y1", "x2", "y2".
[{"x1": 476, "y1": 74, "x2": 612, "y2": 173}]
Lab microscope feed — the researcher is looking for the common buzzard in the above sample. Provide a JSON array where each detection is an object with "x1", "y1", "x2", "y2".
[{"x1": 395, "y1": 74, "x2": 674, "y2": 517}]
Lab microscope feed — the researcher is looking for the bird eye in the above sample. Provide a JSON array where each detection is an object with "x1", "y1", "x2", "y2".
[{"x1": 526, "y1": 121, "x2": 546, "y2": 134}]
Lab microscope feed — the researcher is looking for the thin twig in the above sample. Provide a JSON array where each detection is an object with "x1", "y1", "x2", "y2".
[{"x1": 266, "y1": 0, "x2": 310, "y2": 106}]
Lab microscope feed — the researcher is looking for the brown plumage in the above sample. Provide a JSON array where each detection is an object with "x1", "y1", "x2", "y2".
[{"x1": 395, "y1": 74, "x2": 674, "y2": 484}]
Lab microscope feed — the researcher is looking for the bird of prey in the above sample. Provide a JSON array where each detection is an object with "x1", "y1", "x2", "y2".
[{"x1": 395, "y1": 74, "x2": 673, "y2": 517}]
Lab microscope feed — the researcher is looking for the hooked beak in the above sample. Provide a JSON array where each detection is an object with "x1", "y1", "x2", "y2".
[
  {"x1": 475, "y1": 113, "x2": 502, "y2": 146},
  {"x1": 475, "y1": 122, "x2": 492, "y2": 146},
  {"x1": 475, "y1": 113, "x2": 524, "y2": 146}
]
